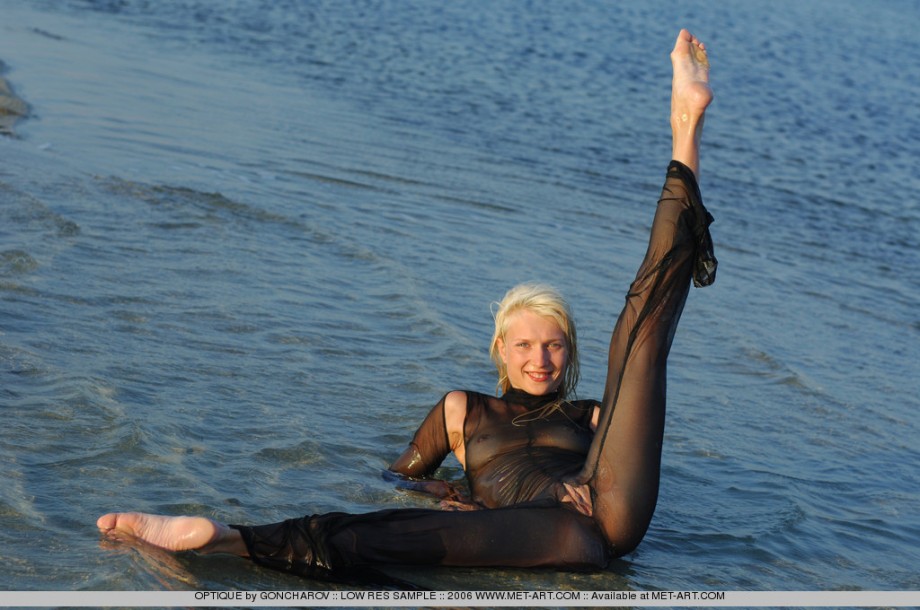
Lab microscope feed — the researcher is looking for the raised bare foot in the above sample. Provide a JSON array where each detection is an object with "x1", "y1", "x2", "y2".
[
  {"x1": 97, "y1": 512, "x2": 223, "y2": 553},
  {"x1": 670, "y1": 29, "x2": 713, "y2": 176}
]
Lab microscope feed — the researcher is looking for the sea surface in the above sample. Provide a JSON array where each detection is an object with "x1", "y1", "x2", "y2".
[{"x1": 1, "y1": 0, "x2": 918, "y2": 597}]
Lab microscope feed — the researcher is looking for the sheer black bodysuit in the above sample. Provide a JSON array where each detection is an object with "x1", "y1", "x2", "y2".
[{"x1": 230, "y1": 161, "x2": 716, "y2": 581}]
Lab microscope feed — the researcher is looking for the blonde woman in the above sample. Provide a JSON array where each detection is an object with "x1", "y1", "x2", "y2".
[{"x1": 98, "y1": 29, "x2": 717, "y2": 581}]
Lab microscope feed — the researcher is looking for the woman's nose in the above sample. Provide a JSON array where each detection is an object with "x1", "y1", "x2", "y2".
[{"x1": 533, "y1": 347, "x2": 550, "y2": 366}]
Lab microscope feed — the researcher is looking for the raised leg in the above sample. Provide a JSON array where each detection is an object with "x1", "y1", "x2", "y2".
[{"x1": 575, "y1": 29, "x2": 716, "y2": 555}]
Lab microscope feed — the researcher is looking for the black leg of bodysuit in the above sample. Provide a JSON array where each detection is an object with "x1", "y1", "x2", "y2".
[
  {"x1": 231, "y1": 161, "x2": 716, "y2": 579},
  {"x1": 575, "y1": 160, "x2": 715, "y2": 554},
  {"x1": 232, "y1": 501, "x2": 608, "y2": 582}
]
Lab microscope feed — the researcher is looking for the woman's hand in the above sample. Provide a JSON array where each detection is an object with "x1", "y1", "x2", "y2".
[
  {"x1": 384, "y1": 470, "x2": 478, "y2": 509},
  {"x1": 439, "y1": 498, "x2": 481, "y2": 511}
]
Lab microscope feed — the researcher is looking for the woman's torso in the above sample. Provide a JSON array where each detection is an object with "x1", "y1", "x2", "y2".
[{"x1": 462, "y1": 391, "x2": 598, "y2": 508}]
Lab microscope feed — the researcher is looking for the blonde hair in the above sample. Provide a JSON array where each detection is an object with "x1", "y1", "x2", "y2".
[{"x1": 489, "y1": 282, "x2": 580, "y2": 399}]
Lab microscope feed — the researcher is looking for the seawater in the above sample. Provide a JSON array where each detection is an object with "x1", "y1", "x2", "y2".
[{"x1": 1, "y1": 0, "x2": 918, "y2": 593}]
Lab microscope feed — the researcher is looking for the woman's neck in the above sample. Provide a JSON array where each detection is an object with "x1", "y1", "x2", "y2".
[{"x1": 502, "y1": 387, "x2": 560, "y2": 409}]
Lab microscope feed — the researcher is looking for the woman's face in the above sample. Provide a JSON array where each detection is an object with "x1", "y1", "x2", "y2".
[{"x1": 496, "y1": 309, "x2": 568, "y2": 396}]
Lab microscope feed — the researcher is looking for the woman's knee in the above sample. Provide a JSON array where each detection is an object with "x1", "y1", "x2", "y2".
[{"x1": 594, "y1": 502, "x2": 655, "y2": 557}]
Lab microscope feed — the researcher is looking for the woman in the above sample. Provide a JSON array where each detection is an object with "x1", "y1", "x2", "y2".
[{"x1": 97, "y1": 29, "x2": 717, "y2": 581}]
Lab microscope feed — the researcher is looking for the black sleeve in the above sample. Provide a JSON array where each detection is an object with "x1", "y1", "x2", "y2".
[{"x1": 387, "y1": 394, "x2": 452, "y2": 477}]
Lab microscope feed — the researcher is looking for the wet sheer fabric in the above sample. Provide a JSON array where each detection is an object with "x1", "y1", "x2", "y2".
[
  {"x1": 231, "y1": 160, "x2": 716, "y2": 579},
  {"x1": 233, "y1": 502, "x2": 608, "y2": 581},
  {"x1": 389, "y1": 389, "x2": 597, "y2": 508},
  {"x1": 574, "y1": 160, "x2": 716, "y2": 551}
]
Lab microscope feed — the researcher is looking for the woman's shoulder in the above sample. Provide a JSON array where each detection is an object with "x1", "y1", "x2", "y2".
[
  {"x1": 444, "y1": 390, "x2": 515, "y2": 423},
  {"x1": 566, "y1": 398, "x2": 601, "y2": 426},
  {"x1": 442, "y1": 390, "x2": 497, "y2": 440},
  {"x1": 443, "y1": 389, "x2": 499, "y2": 402}
]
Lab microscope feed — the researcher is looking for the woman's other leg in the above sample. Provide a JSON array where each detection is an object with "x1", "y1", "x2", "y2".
[
  {"x1": 234, "y1": 503, "x2": 608, "y2": 577},
  {"x1": 98, "y1": 503, "x2": 609, "y2": 579}
]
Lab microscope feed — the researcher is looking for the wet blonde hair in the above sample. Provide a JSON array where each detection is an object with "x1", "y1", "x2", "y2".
[{"x1": 489, "y1": 282, "x2": 580, "y2": 399}]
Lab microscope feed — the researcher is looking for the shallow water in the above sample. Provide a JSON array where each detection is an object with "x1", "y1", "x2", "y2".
[{"x1": 1, "y1": 0, "x2": 918, "y2": 594}]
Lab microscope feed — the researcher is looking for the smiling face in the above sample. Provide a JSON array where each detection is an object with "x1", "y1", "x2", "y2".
[{"x1": 495, "y1": 309, "x2": 568, "y2": 396}]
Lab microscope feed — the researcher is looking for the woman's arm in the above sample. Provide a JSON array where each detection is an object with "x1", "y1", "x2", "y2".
[
  {"x1": 387, "y1": 391, "x2": 476, "y2": 508},
  {"x1": 388, "y1": 391, "x2": 468, "y2": 475}
]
